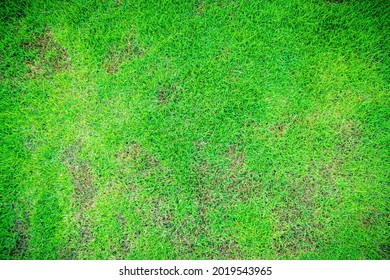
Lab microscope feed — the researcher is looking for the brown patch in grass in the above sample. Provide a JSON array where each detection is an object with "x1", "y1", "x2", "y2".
[
  {"x1": 195, "y1": 139, "x2": 209, "y2": 153},
  {"x1": 216, "y1": 47, "x2": 230, "y2": 62},
  {"x1": 166, "y1": 161, "x2": 215, "y2": 257},
  {"x1": 379, "y1": 244, "x2": 390, "y2": 259},
  {"x1": 193, "y1": 143, "x2": 262, "y2": 205},
  {"x1": 64, "y1": 146, "x2": 96, "y2": 209},
  {"x1": 169, "y1": 210, "x2": 241, "y2": 259},
  {"x1": 171, "y1": 212, "x2": 242, "y2": 259},
  {"x1": 117, "y1": 214, "x2": 133, "y2": 257},
  {"x1": 105, "y1": 54, "x2": 121, "y2": 74},
  {"x1": 22, "y1": 27, "x2": 71, "y2": 77},
  {"x1": 272, "y1": 180, "x2": 322, "y2": 257},
  {"x1": 164, "y1": 147, "x2": 253, "y2": 258},
  {"x1": 117, "y1": 141, "x2": 159, "y2": 172},
  {"x1": 173, "y1": 145, "x2": 258, "y2": 257},
  {"x1": 117, "y1": 141, "x2": 141, "y2": 162},
  {"x1": 157, "y1": 84, "x2": 178, "y2": 105},
  {"x1": 194, "y1": 181, "x2": 214, "y2": 227},
  {"x1": 224, "y1": 145, "x2": 262, "y2": 203},
  {"x1": 271, "y1": 166, "x2": 324, "y2": 257},
  {"x1": 62, "y1": 142, "x2": 97, "y2": 257},
  {"x1": 195, "y1": 1, "x2": 205, "y2": 16},
  {"x1": 171, "y1": 216, "x2": 199, "y2": 257},
  {"x1": 269, "y1": 123, "x2": 287, "y2": 138},
  {"x1": 272, "y1": 219, "x2": 320, "y2": 257},
  {"x1": 105, "y1": 35, "x2": 144, "y2": 74},
  {"x1": 77, "y1": 214, "x2": 95, "y2": 246},
  {"x1": 230, "y1": 177, "x2": 262, "y2": 203},
  {"x1": 226, "y1": 145, "x2": 246, "y2": 170},
  {"x1": 362, "y1": 208, "x2": 380, "y2": 228},
  {"x1": 270, "y1": 117, "x2": 362, "y2": 257},
  {"x1": 25, "y1": 62, "x2": 46, "y2": 76},
  {"x1": 11, "y1": 217, "x2": 30, "y2": 258},
  {"x1": 216, "y1": 239, "x2": 242, "y2": 259},
  {"x1": 315, "y1": 119, "x2": 362, "y2": 187},
  {"x1": 336, "y1": 119, "x2": 361, "y2": 154},
  {"x1": 271, "y1": 152, "x2": 353, "y2": 257},
  {"x1": 150, "y1": 197, "x2": 174, "y2": 228},
  {"x1": 164, "y1": 142, "x2": 263, "y2": 258},
  {"x1": 361, "y1": 207, "x2": 388, "y2": 232}
]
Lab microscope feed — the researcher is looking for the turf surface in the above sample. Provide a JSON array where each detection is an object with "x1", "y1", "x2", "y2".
[{"x1": 1, "y1": 0, "x2": 389, "y2": 259}]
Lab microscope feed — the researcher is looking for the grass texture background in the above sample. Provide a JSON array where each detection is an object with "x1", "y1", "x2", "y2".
[{"x1": 1, "y1": 0, "x2": 389, "y2": 259}]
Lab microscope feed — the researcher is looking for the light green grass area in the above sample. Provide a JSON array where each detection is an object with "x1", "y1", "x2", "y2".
[{"x1": 1, "y1": 0, "x2": 389, "y2": 259}]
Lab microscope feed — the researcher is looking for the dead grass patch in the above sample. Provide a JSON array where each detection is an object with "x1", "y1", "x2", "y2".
[
  {"x1": 62, "y1": 142, "x2": 97, "y2": 257},
  {"x1": 149, "y1": 197, "x2": 174, "y2": 228},
  {"x1": 379, "y1": 244, "x2": 390, "y2": 259},
  {"x1": 116, "y1": 214, "x2": 133, "y2": 257},
  {"x1": 336, "y1": 119, "x2": 361, "y2": 154},
  {"x1": 22, "y1": 27, "x2": 71, "y2": 77},
  {"x1": 157, "y1": 84, "x2": 178, "y2": 105},
  {"x1": 226, "y1": 145, "x2": 246, "y2": 170},
  {"x1": 195, "y1": 1, "x2": 205, "y2": 16},
  {"x1": 117, "y1": 141, "x2": 141, "y2": 162},
  {"x1": 271, "y1": 119, "x2": 362, "y2": 257},
  {"x1": 362, "y1": 207, "x2": 381, "y2": 228},
  {"x1": 11, "y1": 216, "x2": 30, "y2": 258},
  {"x1": 195, "y1": 139, "x2": 209, "y2": 153},
  {"x1": 216, "y1": 47, "x2": 230, "y2": 62},
  {"x1": 217, "y1": 239, "x2": 242, "y2": 259},
  {"x1": 172, "y1": 213, "x2": 242, "y2": 259},
  {"x1": 272, "y1": 179, "x2": 322, "y2": 257},
  {"x1": 169, "y1": 144, "x2": 263, "y2": 258},
  {"x1": 116, "y1": 141, "x2": 160, "y2": 178},
  {"x1": 269, "y1": 123, "x2": 287, "y2": 138},
  {"x1": 105, "y1": 35, "x2": 144, "y2": 74},
  {"x1": 271, "y1": 164, "x2": 326, "y2": 257},
  {"x1": 224, "y1": 145, "x2": 262, "y2": 203},
  {"x1": 171, "y1": 216, "x2": 199, "y2": 257},
  {"x1": 64, "y1": 146, "x2": 96, "y2": 209},
  {"x1": 193, "y1": 143, "x2": 262, "y2": 205}
]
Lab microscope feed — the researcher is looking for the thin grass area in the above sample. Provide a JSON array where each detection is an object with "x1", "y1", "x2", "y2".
[{"x1": 1, "y1": 0, "x2": 389, "y2": 260}]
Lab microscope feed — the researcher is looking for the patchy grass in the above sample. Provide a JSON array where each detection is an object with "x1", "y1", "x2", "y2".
[
  {"x1": 105, "y1": 33, "x2": 144, "y2": 73},
  {"x1": 1, "y1": 0, "x2": 389, "y2": 260}
]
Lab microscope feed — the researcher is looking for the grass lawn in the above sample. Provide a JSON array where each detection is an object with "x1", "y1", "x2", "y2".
[{"x1": 1, "y1": 0, "x2": 389, "y2": 260}]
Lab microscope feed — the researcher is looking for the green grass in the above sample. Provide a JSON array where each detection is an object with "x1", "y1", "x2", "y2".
[{"x1": 1, "y1": 0, "x2": 389, "y2": 260}]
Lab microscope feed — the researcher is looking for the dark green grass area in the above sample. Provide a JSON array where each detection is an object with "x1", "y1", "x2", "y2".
[{"x1": 1, "y1": 0, "x2": 389, "y2": 259}]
